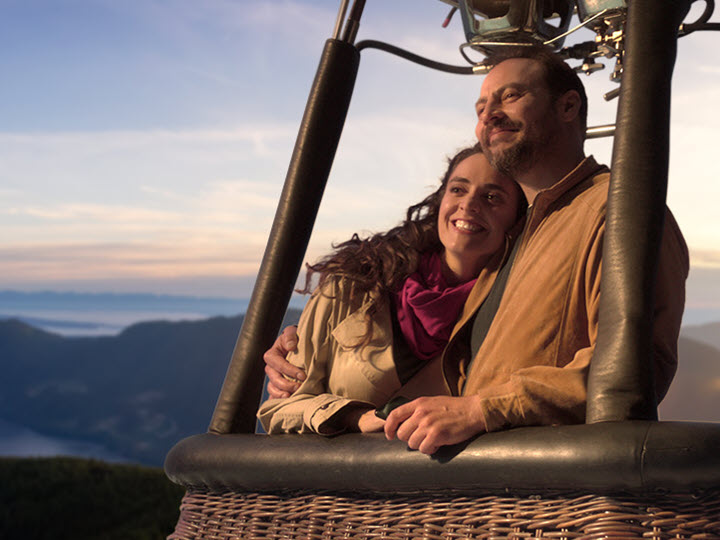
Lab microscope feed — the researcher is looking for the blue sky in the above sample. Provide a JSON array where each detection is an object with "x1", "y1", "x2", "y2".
[{"x1": 1, "y1": 0, "x2": 719, "y2": 320}]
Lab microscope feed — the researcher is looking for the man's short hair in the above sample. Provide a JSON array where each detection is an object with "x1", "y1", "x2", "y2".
[{"x1": 486, "y1": 45, "x2": 588, "y2": 132}]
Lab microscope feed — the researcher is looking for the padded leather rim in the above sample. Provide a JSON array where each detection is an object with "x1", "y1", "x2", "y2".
[{"x1": 166, "y1": 421, "x2": 720, "y2": 494}]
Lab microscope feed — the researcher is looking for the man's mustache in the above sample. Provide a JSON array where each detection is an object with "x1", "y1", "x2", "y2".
[
  {"x1": 482, "y1": 119, "x2": 523, "y2": 144},
  {"x1": 487, "y1": 118, "x2": 522, "y2": 131}
]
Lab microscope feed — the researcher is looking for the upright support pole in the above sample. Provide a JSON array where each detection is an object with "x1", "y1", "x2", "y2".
[
  {"x1": 209, "y1": 38, "x2": 360, "y2": 434},
  {"x1": 586, "y1": 0, "x2": 691, "y2": 423}
]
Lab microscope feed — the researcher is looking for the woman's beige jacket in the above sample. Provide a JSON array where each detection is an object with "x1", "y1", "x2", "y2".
[{"x1": 256, "y1": 250, "x2": 505, "y2": 435}]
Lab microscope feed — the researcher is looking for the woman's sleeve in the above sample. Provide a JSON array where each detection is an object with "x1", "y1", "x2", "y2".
[{"x1": 257, "y1": 280, "x2": 377, "y2": 435}]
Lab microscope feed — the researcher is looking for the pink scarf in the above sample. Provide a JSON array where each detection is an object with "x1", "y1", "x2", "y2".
[{"x1": 394, "y1": 252, "x2": 477, "y2": 361}]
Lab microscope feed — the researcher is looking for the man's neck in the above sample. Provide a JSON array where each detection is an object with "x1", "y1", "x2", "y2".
[{"x1": 516, "y1": 149, "x2": 586, "y2": 206}]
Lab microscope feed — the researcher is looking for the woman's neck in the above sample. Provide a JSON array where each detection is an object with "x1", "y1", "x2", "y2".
[{"x1": 440, "y1": 252, "x2": 486, "y2": 285}]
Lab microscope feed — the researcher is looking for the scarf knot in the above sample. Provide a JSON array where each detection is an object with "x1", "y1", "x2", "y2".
[{"x1": 394, "y1": 252, "x2": 476, "y2": 361}]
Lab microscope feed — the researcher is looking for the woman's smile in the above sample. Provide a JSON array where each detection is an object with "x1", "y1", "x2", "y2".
[{"x1": 451, "y1": 218, "x2": 486, "y2": 234}]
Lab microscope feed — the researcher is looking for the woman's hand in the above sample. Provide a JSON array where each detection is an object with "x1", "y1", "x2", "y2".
[
  {"x1": 343, "y1": 407, "x2": 385, "y2": 432},
  {"x1": 356, "y1": 409, "x2": 385, "y2": 432}
]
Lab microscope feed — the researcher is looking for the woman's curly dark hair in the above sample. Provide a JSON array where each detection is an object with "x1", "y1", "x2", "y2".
[{"x1": 299, "y1": 143, "x2": 486, "y2": 309}]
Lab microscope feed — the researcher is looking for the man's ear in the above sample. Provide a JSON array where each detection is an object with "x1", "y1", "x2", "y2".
[{"x1": 556, "y1": 90, "x2": 581, "y2": 123}]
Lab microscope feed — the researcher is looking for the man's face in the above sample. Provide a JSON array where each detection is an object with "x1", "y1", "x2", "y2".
[{"x1": 474, "y1": 58, "x2": 560, "y2": 176}]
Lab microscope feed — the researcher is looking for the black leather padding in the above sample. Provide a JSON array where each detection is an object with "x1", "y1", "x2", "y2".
[
  {"x1": 209, "y1": 38, "x2": 361, "y2": 435},
  {"x1": 165, "y1": 421, "x2": 720, "y2": 494},
  {"x1": 587, "y1": 0, "x2": 692, "y2": 422}
]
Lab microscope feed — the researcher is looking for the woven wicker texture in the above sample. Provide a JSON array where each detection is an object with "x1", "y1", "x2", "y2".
[{"x1": 168, "y1": 488, "x2": 720, "y2": 539}]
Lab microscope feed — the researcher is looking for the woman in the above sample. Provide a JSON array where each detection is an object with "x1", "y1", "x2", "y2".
[{"x1": 257, "y1": 144, "x2": 525, "y2": 435}]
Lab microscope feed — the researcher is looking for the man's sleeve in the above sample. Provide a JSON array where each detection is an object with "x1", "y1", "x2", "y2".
[
  {"x1": 473, "y1": 209, "x2": 688, "y2": 432},
  {"x1": 652, "y1": 209, "x2": 689, "y2": 401}
]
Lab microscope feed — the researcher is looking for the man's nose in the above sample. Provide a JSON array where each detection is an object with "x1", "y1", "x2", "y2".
[{"x1": 479, "y1": 100, "x2": 502, "y2": 125}]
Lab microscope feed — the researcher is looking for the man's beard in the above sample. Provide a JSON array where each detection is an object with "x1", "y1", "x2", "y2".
[
  {"x1": 486, "y1": 134, "x2": 536, "y2": 176},
  {"x1": 482, "y1": 109, "x2": 559, "y2": 176},
  {"x1": 483, "y1": 119, "x2": 556, "y2": 176}
]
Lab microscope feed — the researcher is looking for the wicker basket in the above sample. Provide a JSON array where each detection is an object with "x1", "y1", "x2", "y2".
[
  {"x1": 165, "y1": 424, "x2": 720, "y2": 540},
  {"x1": 169, "y1": 488, "x2": 720, "y2": 539}
]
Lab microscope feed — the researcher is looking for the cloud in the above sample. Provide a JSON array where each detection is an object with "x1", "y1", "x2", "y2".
[
  {"x1": 0, "y1": 126, "x2": 295, "y2": 158},
  {"x1": 2, "y1": 0, "x2": 718, "y2": 301},
  {"x1": 99, "y1": 0, "x2": 336, "y2": 54},
  {"x1": 11, "y1": 203, "x2": 180, "y2": 223},
  {"x1": 0, "y1": 126, "x2": 295, "y2": 234},
  {"x1": 690, "y1": 249, "x2": 720, "y2": 269},
  {"x1": 0, "y1": 241, "x2": 266, "y2": 283},
  {"x1": 235, "y1": 0, "x2": 335, "y2": 34},
  {"x1": 0, "y1": 100, "x2": 479, "y2": 293},
  {"x1": 686, "y1": 264, "x2": 720, "y2": 309}
]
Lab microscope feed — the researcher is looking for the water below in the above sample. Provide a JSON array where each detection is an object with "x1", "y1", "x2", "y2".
[{"x1": 0, "y1": 418, "x2": 133, "y2": 463}]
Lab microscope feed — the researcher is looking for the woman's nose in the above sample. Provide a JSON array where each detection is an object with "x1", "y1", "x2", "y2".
[{"x1": 460, "y1": 194, "x2": 482, "y2": 213}]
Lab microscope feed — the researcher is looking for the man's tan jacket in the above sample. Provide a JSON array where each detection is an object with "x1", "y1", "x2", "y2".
[{"x1": 441, "y1": 157, "x2": 689, "y2": 432}]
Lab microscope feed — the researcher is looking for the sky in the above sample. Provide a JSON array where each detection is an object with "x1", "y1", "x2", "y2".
[{"x1": 1, "y1": 0, "x2": 719, "y2": 322}]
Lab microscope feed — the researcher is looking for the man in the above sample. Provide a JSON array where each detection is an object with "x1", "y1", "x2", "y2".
[{"x1": 263, "y1": 46, "x2": 689, "y2": 455}]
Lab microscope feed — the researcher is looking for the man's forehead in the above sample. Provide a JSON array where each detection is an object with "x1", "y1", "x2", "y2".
[{"x1": 480, "y1": 58, "x2": 544, "y2": 95}]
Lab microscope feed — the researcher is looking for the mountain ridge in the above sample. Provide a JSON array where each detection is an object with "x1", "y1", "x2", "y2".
[
  {"x1": 1, "y1": 310, "x2": 302, "y2": 466},
  {"x1": 2, "y1": 316, "x2": 718, "y2": 466}
]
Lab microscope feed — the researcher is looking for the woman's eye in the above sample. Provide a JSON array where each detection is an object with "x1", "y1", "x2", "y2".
[{"x1": 487, "y1": 193, "x2": 503, "y2": 203}]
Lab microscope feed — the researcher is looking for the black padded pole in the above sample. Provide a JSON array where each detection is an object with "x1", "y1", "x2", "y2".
[
  {"x1": 586, "y1": 0, "x2": 691, "y2": 423},
  {"x1": 209, "y1": 39, "x2": 360, "y2": 434}
]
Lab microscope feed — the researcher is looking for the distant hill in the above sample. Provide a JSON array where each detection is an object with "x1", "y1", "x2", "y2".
[
  {"x1": 678, "y1": 321, "x2": 720, "y2": 351},
  {"x1": 1, "y1": 310, "x2": 302, "y2": 466},
  {"x1": 0, "y1": 456, "x2": 184, "y2": 539},
  {"x1": 0, "y1": 290, "x2": 308, "y2": 318},
  {"x1": 659, "y1": 328, "x2": 720, "y2": 422},
  {"x1": 0, "y1": 290, "x2": 309, "y2": 336},
  {"x1": 0, "y1": 289, "x2": 250, "y2": 313},
  {"x1": 1, "y1": 314, "x2": 717, "y2": 467}
]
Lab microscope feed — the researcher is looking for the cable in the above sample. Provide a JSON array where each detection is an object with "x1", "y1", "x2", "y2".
[
  {"x1": 680, "y1": 0, "x2": 715, "y2": 35},
  {"x1": 442, "y1": 7, "x2": 457, "y2": 28},
  {"x1": 355, "y1": 39, "x2": 479, "y2": 75},
  {"x1": 544, "y1": 9, "x2": 611, "y2": 46},
  {"x1": 695, "y1": 0, "x2": 714, "y2": 24},
  {"x1": 680, "y1": 21, "x2": 720, "y2": 34}
]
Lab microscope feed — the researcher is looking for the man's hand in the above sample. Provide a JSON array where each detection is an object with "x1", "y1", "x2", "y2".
[
  {"x1": 264, "y1": 325, "x2": 306, "y2": 398},
  {"x1": 383, "y1": 395, "x2": 487, "y2": 455}
]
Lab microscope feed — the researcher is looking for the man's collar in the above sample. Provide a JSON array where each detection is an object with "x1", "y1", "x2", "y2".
[{"x1": 535, "y1": 156, "x2": 607, "y2": 204}]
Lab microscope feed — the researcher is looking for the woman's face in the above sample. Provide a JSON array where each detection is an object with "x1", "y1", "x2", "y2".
[{"x1": 438, "y1": 152, "x2": 521, "y2": 282}]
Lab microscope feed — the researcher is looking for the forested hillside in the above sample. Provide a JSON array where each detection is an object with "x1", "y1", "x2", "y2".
[
  {"x1": 1, "y1": 314, "x2": 717, "y2": 467},
  {"x1": 0, "y1": 457, "x2": 184, "y2": 539},
  {"x1": 1, "y1": 310, "x2": 302, "y2": 466}
]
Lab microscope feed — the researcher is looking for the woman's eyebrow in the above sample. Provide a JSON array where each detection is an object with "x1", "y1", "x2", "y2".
[
  {"x1": 448, "y1": 178, "x2": 509, "y2": 194},
  {"x1": 483, "y1": 182, "x2": 510, "y2": 193}
]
